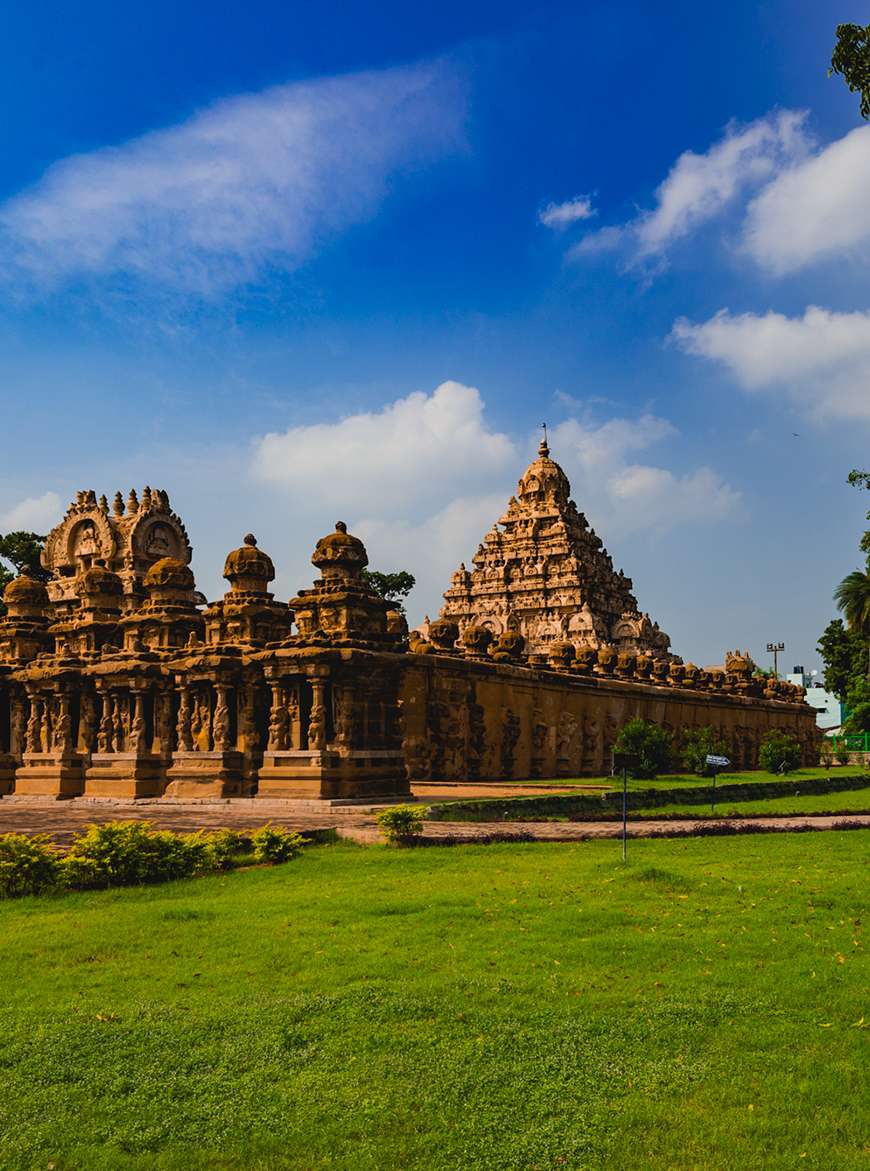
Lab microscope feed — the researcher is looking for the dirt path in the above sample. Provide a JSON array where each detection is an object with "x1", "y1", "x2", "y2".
[{"x1": 1, "y1": 801, "x2": 868, "y2": 849}]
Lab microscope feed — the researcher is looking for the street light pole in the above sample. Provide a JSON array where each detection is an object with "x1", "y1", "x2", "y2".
[{"x1": 766, "y1": 641, "x2": 785, "y2": 680}]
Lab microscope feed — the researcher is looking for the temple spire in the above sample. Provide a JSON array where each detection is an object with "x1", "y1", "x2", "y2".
[{"x1": 539, "y1": 422, "x2": 549, "y2": 458}]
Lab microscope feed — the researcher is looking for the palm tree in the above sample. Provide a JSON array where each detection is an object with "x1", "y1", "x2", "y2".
[{"x1": 834, "y1": 567, "x2": 870, "y2": 678}]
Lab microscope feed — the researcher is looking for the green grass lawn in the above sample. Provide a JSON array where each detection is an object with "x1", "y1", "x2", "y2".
[
  {"x1": 624, "y1": 786, "x2": 870, "y2": 819},
  {"x1": 617, "y1": 766, "x2": 867, "y2": 792},
  {"x1": 2, "y1": 833, "x2": 869, "y2": 1170}
]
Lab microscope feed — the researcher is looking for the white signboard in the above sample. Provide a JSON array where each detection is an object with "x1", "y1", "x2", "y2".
[{"x1": 706, "y1": 755, "x2": 730, "y2": 768}]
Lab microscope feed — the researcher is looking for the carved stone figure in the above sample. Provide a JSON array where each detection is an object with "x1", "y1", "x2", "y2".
[
  {"x1": 308, "y1": 704, "x2": 327, "y2": 751},
  {"x1": 54, "y1": 701, "x2": 73, "y2": 755},
  {"x1": 580, "y1": 711, "x2": 599, "y2": 775},
  {"x1": 176, "y1": 690, "x2": 193, "y2": 752},
  {"x1": 500, "y1": 708, "x2": 521, "y2": 777},
  {"x1": 213, "y1": 688, "x2": 231, "y2": 752},
  {"x1": 112, "y1": 699, "x2": 125, "y2": 754}
]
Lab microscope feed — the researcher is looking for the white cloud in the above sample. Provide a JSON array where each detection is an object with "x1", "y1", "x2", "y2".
[
  {"x1": 0, "y1": 60, "x2": 466, "y2": 297},
  {"x1": 572, "y1": 110, "x2": 811, "y2": 268},
  {"x1": 0, "y1": 491, "x2": 62, "y2": 533},
  {"x1": 742, "y1": 124, "x2": 870, "y2": 274},
  {"x1": 253, "y1": 381, "x2": 516, "y2": 517},
  {"x1": 538, "y1": 195, "x2": 596, "y2": 229},
  {"x1": 549, "y1": 415, "x2": 740, "y2": 537},
  {"x1": 671, "y1": 305, "x2": 870, "y2": 420}
]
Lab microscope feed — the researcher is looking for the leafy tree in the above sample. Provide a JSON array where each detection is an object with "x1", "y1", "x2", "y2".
[
  {"x1": 842, "y1": 677, "x2": 870, "y2": 737},
  {"x1": 682, "y1": 726, "x2": 730, "y2": 777},
  {"x1": 752, "y1": 665, "x2": 775, "y2": 680},
  {"x1": 613, "y1": 718, "x2": 674, "y2": 781},
  {"x1": 360, "y1": 569, "x2": 416, "y2": 614},
  {"x1": 831, "y1": 23, "x2": 870, "y2": 121},
  {"x1": 758, "y1": 729, "x2": 802, "y2": 775},
  {"x1": 834, "y1": 568, "x2": 870, "y2": 681},
  {"x1": 0, "y1": 531, "x2": 49, "y2": 617},
  {"x1": 817, "y1": 618, "x2": 866, "y2": 700}
]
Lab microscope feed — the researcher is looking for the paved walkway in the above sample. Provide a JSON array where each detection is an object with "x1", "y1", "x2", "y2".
[{"x1": 0, "y1": 801, "x2": 868, "y2": 848}]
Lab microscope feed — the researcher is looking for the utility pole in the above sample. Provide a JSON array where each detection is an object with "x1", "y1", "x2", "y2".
[{"x1": 766, "y1": 641, "x2": 785, "y2": 680}]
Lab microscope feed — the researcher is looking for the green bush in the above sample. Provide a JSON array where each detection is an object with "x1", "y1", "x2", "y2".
[
  {"x1": 0, "y1": 833, "x2": 63, "y2": 898},
  {"x1": 613, "y1": 719, "x2": 674, "y2": 780},
  {"x1": 375, "y1": 803, "x2": 425, "y2": 845},
  {"x1": 758, "y1": 729, "x2": 802, "y2": 775},
  {"x1": 203, "y1": 828, "x2": 246, "y2": 870},
  {"x1": 682, "y1": 726, "x2": 731, "y2": 777},
  {"x1": 62, "y1": 821, "x2": 212, "y2": 890},
  {"x1": 249, "y1": 823, "x2": 305, "y2": 864}
]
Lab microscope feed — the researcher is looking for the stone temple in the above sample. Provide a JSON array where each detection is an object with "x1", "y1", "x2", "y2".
[
  {"x1": 0, "y1": 447, "x2": 819, "y2": 803},
  {"x1": 439, "y1": 437, "x2": 674, "y2": 661}
]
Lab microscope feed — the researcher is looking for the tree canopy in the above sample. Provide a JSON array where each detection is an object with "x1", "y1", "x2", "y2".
[
  {"x1": 360, "y1": 569, "x2": 416, "y2": 614},
  {"x1": 831, "y1": 23, "x2": 870, "y2": 121},
  {"x1": 0, "y1": 531, "x2": 49, "y2": 616}
]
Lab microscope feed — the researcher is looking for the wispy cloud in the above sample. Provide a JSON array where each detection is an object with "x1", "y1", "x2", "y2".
[
  {"x1": 0, "y1": 59, "x2": 467, "y2": 298},
  {"x1": 672, "y1": 306, "x2": 870, "y2": 421},
  {"x1": 548, "y1": 414, "x2": 740, "y2": 538},
  {"x1": 0, "y1": 491, "x2": 62, "y2": 533},
  {"x1": 571, "y1": 110, "x2": 811, "y2": 270},
  {"x1": 538, "y1": 195, "x2": 596, "y2": 229}
]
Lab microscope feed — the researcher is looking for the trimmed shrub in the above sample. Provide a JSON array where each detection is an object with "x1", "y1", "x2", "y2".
[
  {"x1": 249, "y1": 823, "x2": 305, "y2": 864},
  {"x1": 63, "y1": 821, "x2": 212, "y2": 890},
  {"x1": 613, "y1": 718, "x2": 674, "y2": 781},
  {"x1": 682, "y1": 726, "x2": 730, "y2": 777},
  {"x1": 375, "y1": 803, "x2": 425, "y2": 845},
  {"x1": 758, "y1": 729, "x2": 802, "y2": 775},
  {"x1": 0, "y1": 833, "x2": 63, "y2": 898},
  {"x1": 203, "y1": 828, "x2": 246, "y2": 870}
]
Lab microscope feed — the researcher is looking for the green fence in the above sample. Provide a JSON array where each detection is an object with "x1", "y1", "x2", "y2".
[{"x1": 826, "y1": 734, "x2": 870, "y2": 753}]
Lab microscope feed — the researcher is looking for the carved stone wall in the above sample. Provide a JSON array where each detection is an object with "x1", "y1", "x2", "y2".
[{"x1": 398, "y1": 652, "x2": 821, "y2": 782}]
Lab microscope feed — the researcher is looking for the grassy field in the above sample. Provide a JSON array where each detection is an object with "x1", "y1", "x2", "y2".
[
  {"x1": 623, "y1": 786, "x2": 870, "y2": 819},
  {"x1": 617, "y1": 766, "x2": 867, "y2": 793},
  {"x1": 2, "y1": 833, "x2": 869, "y2": 1170}
]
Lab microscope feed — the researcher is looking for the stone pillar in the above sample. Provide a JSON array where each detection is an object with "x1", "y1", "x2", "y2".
[
  {"x1": 176, "y1": 688, "x2": 193, "y2": 752},
  {"x1": 98, "y1": 693, "x2": 113, "y2": 754},
  {"x1": 213, "y1": 686, "x2": 231, "y2": 752},
  {"x1": 308, "y1": 680, "x2": 327, "y2": 751},
  {"x1": 25, "y1": 695, "x2": 40, "y2": 753},
  {"x1": 130, "y1": 692, "x2": 147, "y2": 754},
  {"x1": 267, "y1": 683, "x2": 287, "y2": 751}
]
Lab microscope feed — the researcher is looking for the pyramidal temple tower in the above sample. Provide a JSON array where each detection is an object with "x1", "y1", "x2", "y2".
[{"x1": 439, "y1": 437, "x2": 677, "y2": 661}]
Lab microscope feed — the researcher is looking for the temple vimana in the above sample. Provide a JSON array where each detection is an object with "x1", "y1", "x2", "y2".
[{"x1": 0, "y1": 441, "x2": 819, "y2": 802}]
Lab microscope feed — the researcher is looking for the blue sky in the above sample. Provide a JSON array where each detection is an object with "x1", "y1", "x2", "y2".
[{"x1": 1, "y1": 0, "x2": 869, "y2": 673}]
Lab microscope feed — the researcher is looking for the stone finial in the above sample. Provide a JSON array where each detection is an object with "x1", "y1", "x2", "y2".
[
  {"x1": 223, "y1": 535, "x2": 275, "y2": 594},
  {"x1": 461, "y1": 625, "x2": 494, "y2": 659},
  {"x1": 113, "y1": 492, "x2": 124, "y2": 517},
  {"x1": 141, "y1": 486, "x2": 153, "y2": 511},
  {"x1": 98, "y1": 495, "x2": 109, "y2": 515},
  {"x1": 3, "y1": 565, "x2": 50, "y2": 614},
  {"x1": 144, "y1": 557, "x2": 195, "y2": 594},
  {"x1": 428, "y1": 617, "x2": 459, "y2": 652},
  {"x1": 311, "y1": 521, "x2": 368, "y2": 580},
  {"x1": 127, "y1": 489, "x2": 139, "y2": 514}
]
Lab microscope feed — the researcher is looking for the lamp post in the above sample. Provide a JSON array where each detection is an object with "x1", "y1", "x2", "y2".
[{"x1": 766, "y1": 641, "x2": 785, "y2": 680}]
